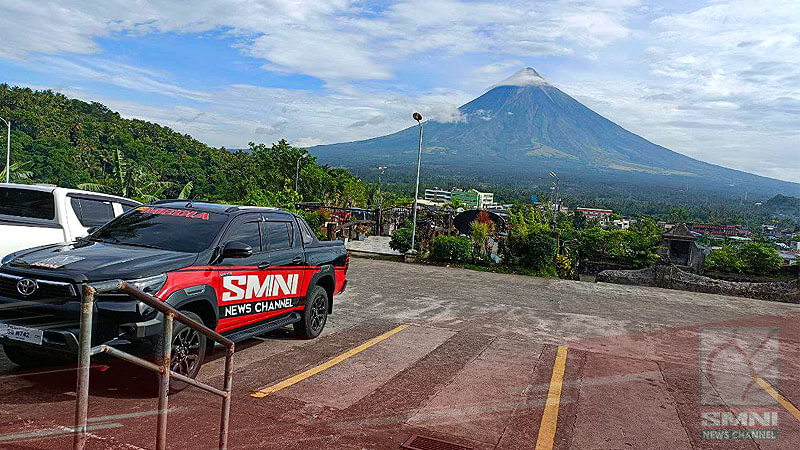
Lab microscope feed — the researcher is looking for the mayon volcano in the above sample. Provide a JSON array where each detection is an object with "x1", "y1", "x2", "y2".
[{"x1": 311, "y1": 68, "x2": 799, "y2": 199}]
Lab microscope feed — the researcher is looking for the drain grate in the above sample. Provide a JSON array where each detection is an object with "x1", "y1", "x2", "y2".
[{"x1": 400, "y1": 435, "x2": 474, "y2": 450}]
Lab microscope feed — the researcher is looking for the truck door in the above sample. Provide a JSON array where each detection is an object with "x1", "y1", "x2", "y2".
[
  {"x1": 215, "y1": 213, "x2": 269, "y2": 332},
  {"x1": 261, "y1": 213, "x2": 309, "y2": 306}
]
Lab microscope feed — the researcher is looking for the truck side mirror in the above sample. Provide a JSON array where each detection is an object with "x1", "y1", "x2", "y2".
[{"x1": 222, "y1": 241, "x2": 253, "y2": 259}]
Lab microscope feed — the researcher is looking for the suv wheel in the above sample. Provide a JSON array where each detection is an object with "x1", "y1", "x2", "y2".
[
  {"x1": 294, "y1": 285, "x2": 328, "y2": 339},
  {"x1": 153, "y1": 310, "x2": 207, "y2": 394}
]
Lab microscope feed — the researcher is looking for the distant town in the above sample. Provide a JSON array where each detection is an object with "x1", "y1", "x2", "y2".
[{"x1": 418, "y1": 186, "x2": 799, "y2": 267}]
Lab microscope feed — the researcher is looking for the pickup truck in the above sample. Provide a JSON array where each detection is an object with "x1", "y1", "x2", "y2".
[
  {"x1": 0, "y1": 183, "x2": 140, "y2": 260},
  {"x1": 0, "y1": 201, "x2": 348, "y2": 391}
]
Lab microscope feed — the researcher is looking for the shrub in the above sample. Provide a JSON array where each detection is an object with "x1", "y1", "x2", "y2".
[
  {"x1": 470, "y1": 221, "x2": 491, "y2": 259},
  {"x1": 704, "y1": 246, "x2": 741, "y2": 273},
  {"x1": 739, "y1": 242, "x2": 783, "y2": 276},
  {"x1": 505, "y1": 224, "x2": 557, "y2": 270},
  {"x1": 431, "y1": 236, "x2": 471, "y2": 262},
  {"x1": 576, "y1": 226, "x2": 659, "y2": 268},
  {"x1": 705, "y1": 242, "x2": 782, "y2": 276},
  {"x1": 390, "y1": 227, "x2": 416, "y2": 253}
]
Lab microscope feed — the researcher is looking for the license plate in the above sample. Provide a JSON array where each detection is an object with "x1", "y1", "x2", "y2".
[{"x1": 0, "y1": 324, "x2": 43, "y2": 345}]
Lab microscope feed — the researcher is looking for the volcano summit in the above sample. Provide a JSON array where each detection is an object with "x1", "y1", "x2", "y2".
[{"x1": 311, "y1": 68, "x2": 799, "y2": 199}]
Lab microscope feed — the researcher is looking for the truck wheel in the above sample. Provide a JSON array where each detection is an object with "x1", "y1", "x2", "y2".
[
  {"x1": 2, "y1": 344, "x2": 50, "y2": 368},
  {"x1": 294, "y1": 285, "x2": 328, "y2": 339},
  {"x1": 153, "y1": 311, "x2": 207, "y2": 394}
]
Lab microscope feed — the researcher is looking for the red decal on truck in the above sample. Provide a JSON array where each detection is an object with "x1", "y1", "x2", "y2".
[{"x1": 137, "y1": 206, "x2": 210, "y2": 220}]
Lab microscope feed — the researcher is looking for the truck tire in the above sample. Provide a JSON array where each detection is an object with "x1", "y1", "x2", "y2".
[
  {"x1": 2, "y1": 344, "x2": 51, "y2": 368},
  {"x1": 294, "y1": 285, "x2": 328, "y2": 339},
  {"x1": 152, "y1": 311, "x2": 207, "y2": 394}
]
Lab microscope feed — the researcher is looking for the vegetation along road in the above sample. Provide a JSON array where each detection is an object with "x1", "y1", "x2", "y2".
[{"x1": 1, "y1": 256, "x2": 799, "y2": 449}]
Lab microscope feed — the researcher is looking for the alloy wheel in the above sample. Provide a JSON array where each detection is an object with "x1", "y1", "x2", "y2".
[{"x1": 170, "y1": 327, "x2": 202, "y2": 376}]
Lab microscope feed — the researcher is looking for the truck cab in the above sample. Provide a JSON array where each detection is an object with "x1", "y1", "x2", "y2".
[
  {"x1": 0, "y1": 183, "x2": 140, "y2": 260},
  {"x1": 0, "y1": 201, "x2": 348, "y2": 391}
]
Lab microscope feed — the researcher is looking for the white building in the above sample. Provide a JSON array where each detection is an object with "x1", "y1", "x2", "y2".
[
  {"x1": 424, "y1": 187, "x2": 452, "y2": 203},
  {"x1": 576, "y1": 207, "x2": 613, "y2": 227}
]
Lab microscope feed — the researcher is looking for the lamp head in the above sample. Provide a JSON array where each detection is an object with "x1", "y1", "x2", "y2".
[{"x1": 412, "y1": 112, "x2": 422, "y2": 122}]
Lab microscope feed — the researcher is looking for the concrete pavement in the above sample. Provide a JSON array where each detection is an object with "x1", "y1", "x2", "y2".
[{"x1": 1, "y1": 257, "x2": 799, "y2": 449}]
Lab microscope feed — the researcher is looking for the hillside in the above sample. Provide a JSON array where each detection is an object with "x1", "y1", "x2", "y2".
[
  {"x1": 0, "y1": 85, "x2": 368, "y2": 206},
  {"x1": 311, "y1": 68, "x2": 800, "y2": 202}
]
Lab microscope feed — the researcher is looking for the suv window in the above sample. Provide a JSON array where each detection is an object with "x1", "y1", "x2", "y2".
[
  {"x1": 0, "y1": 187, "x2": 55, "y2": 220},
  {"x1": 262, "y1": 221, "x2": 292, "y2": 251},
  {"x1": 223, "y1": 216, "x2": 262, "y2": 252},
  {"x1": 298, "y1": 217, "x2": 316, "y2": 245},
  {"x1": 70, "y1": 197, "x2": 115, "y2": 227}
]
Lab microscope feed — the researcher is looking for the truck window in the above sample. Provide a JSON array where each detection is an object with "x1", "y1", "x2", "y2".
[
  {"x1": 92, "y1": 207, "x2": 227, "y2": 253},
  {"x1": 0, "y1": 187, "x2": 55, "y2": 220},
  {"x1": 70, "y1": 197, "x2": 115, "y2": 227},
  {"x1": 263, "y1": 221, "x2": 293, "y2": 250},
  {"x1": 298, "y1": 217, "x2": 315, "y2": 245},
  {"x1": 223, "y1": 217, "x2": 262, "y2": 252}
]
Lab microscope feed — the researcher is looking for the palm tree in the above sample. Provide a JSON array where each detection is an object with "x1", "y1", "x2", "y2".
[{"x1": 79, "y1": 149, "x2": 189, "y2": 203}]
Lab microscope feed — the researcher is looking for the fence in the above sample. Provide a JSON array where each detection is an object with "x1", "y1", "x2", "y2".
[
  {"x1": 299, "y1": 203, "x2": 455, "y2": 240},
  {"x1": 74, "y1": 280, "x2": 235, "y2": 450}
]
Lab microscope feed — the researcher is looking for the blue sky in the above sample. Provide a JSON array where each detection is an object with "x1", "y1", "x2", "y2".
[{"x1": 0, "y1": 0, "x2": 798, "y2": 182}]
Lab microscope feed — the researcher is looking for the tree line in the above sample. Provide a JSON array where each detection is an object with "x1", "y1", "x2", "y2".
[{"x1": 0, "y1": 85, "x2": 379, "y2": 208}]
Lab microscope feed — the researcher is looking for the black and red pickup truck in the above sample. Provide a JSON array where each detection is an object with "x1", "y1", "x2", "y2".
[{"x1": 0, "y1": 201, "x2": 348, "y2": 387}]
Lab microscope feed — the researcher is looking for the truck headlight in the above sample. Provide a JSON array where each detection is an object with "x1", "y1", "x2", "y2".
[{"x1": 126, "y1": 273, "x2": 167, "y2": 296}]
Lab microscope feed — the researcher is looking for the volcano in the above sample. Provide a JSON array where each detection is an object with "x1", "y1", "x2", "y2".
[{"x1": 310, "y1": 68, "x2": 799, "y2": 199}]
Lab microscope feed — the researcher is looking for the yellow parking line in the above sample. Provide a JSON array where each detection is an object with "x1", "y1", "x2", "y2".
[
  {"x1": 535, "y1": 346, "x2": 568, "y2": 450},
  {"x1": 754, "y1": 376, "x2": 800, "y2": 423},
  {"x1": 250, "y1": 323, "x2": 412, "y2": 398}
]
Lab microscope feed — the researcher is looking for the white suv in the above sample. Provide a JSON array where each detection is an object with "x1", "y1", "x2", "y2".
[{"x1": 0, "y1": 183, "x2": 140, "y2": 259}]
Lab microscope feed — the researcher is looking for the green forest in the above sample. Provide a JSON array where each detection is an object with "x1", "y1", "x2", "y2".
[{"x1": 0, "y1": 84, "x2": 378, "y2": 209}]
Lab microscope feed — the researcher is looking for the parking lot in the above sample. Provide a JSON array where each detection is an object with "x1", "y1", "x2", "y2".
[{"x1": 1, "y1": 256, "x2": 800, "y2": 449}]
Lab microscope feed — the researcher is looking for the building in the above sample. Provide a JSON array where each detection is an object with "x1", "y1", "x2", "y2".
[
  {"x1": 424, "y1": 187, "x2": 452, "y2": 203},
  {"x1": 576, "y1": 207, "x2": 613, "y2": 226},
  {"x1": 450, "y1": 189, "x2": 495, "y2": 210},
  {"x1": 778, "y1": 251, "x2": 797, "y2": 266},
  {"x1": 661, "y1": 223, "x2": 705, "y2": 272},
  {"x1": 688, "y1": 223, "x2": 750, "y2": 238},
  {"x1": 613, "y1": 218, "x2": 632, "y2": 230}
]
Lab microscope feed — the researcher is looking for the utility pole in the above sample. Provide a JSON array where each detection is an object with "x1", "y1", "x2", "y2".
[
  {"x1": 410, "y1": 112, "x2": 423, "y2": 254},
  {"x1": 1, "y1": 116, "x2": 10, "y2": 183}
]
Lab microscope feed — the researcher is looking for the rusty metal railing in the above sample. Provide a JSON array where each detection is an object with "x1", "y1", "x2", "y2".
[{"x1": 73, "y1": 280, "x2": 235, "y2": 450}]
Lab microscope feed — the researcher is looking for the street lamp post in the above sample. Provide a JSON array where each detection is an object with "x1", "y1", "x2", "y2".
[
  {"x1": 410, "y1": 113, "x2": 423, "y2": 254},
  {"x1": 295, "y1": 153, "x2": 308, "y2": 193},
  {"x1": 0, "y1": 116, "x2": 10, "y2": 183},
  {"x1": 376, "y1": 166, "x2": 386, "y2": 210},
  {"x1": 549, "y1": 171, "x2": 559, "y2": 231},
  {"x1": 376, "y1": 166, "x2": 386, "y2": 235}
]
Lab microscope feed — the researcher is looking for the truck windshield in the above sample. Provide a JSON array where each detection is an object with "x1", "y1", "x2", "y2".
[
  {"x1": 0, "y1": 187, "x2": 56, "y2": 220},
  {"x1": 92, "y1": 206, "x2": 226, "y2": 253}
]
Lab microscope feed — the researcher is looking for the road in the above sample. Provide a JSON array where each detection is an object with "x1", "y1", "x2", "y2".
[{"x1": 1, "y1": 257, "x2": 799, "y2": 449}]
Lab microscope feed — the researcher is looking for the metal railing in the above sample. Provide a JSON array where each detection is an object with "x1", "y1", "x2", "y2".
[{"x1": 73, "y1": 280, "x2": 235, "y2": 450}]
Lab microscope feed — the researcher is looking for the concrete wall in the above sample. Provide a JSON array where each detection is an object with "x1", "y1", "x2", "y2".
[{"x1": 597, "y1": 264, "x2": 800, "y2": 303}]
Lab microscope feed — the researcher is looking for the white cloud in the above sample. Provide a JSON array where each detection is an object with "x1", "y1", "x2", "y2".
[
  {"x1": 2, "y1": 0, "x2": 799, "y2": 182},
  {"x1": 0, "y1": 0, "x2": 636, "y2": 82}
]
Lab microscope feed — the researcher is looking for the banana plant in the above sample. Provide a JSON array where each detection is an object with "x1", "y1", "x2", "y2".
[{"x1": 1, "y1": 161, "x2": 33, "y2": 183}]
